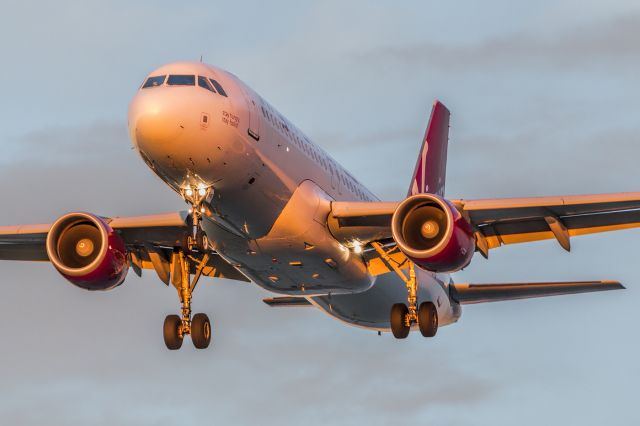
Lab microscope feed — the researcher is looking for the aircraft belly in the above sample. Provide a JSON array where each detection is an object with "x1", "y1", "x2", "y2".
[
  {"x1": 310, "y1": 270, "x2": 461, "y2": 330},
  {"x1": 253, "y1": 181, "x2": 372, "y2": 295},
  {"x1": 201, "y1": 181, "x2": 374, "y2": 295}
]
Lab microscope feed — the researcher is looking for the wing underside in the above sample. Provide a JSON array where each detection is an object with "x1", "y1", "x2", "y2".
[
  {"x1": 455, "y1": 193, "x2": 640, "y2": 252},
  {"x1": 328, "y1": 192, "x2": 640, "y2": 275},
  {"x1": 0, "y1": 212, "x2": 249, "y2": 283}
]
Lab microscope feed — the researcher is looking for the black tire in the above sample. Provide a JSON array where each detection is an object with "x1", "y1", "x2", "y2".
[
  {"x1": 201, "y1": 234, "x2": 210, "y2": 252},
  {"x1": 163, "y1": 315, "x2": 183, "y2": 350},
  {"x1": 196, "y1": 231, "x2": 209, "y2": 252},
  {"x1": 191, "y1": 313, "x2": 212, "y2": 349},
  {"x1": 390, "y1": 303, "x2": 410, "y2": 339},
  {"x1": 418, "y1": 302, "x2": 438, "y2": 337}
]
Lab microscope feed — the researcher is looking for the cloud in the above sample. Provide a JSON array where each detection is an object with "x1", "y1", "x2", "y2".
[
  {"x1": 309, "y1": 120, "x2": 640, "y2": 202},
  {"x1": 0, "y1": 123, "x2": 182, "y2": 222},
  {"x1": 2, "y1": 122, "x2": 131, "y2": 164},
  {"x1": 357, "y1": 14, "x2": 640, "y2": 72}
]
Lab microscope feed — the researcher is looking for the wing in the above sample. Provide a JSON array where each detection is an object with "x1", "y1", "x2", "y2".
[
  {"x1": 452, "y1": 193, "x2": 640, "y2": 254},
  {"x1": 449, "y1": 280, "x2": 624, "y2": 304},
  {"x1": 328, "y1": 192, "x2": 640, "y2": 275},
  {"x1": 0, "y1": 212, "x2": 249, "y2": 283}
]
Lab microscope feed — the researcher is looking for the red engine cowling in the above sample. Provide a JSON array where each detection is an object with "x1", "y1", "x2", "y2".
[
  {"x1": 46, "y1": 212, "x2": 129, "y2": 291},
  {"x1": 391, "y1": 194, "x2": 475, "y2": 272}
]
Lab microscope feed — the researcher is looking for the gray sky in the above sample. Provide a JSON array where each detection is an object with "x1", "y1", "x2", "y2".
[{"x1": 1, "y1": 1, "x2": 639, "y2": 425}]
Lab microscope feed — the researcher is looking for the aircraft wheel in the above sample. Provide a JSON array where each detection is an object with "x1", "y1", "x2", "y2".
[
  {"x1": 187, "y1": 231, "x2": 210, "y2": 252},
  {"x1": 198, "y1": 232, "x2": 210, "y2": 252},
  {"x1": 193, "y1": 230, "x2": 210, "y2": 252},
  {"x1": 418, "y1": 302, "x2": 438, "y2": 337},
  {"x1": 191, "y1": 313, "x2": 212, "y2": 349},
  {"x1": 163, "y1": 315, "x2": 183, "y2": 350},
  {"x1": 390, "y1": 303, "x2": 410, "y2": 339}
]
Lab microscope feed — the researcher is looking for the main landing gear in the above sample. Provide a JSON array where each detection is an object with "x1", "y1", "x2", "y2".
[
  {"x1": 163, "y1": 250, "x2": 212, "y2": 350},
  {"x1": 371, "y1": 243, "x2": 438, "y2": 339}
]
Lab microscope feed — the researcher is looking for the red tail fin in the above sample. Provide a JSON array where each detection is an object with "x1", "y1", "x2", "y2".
[{"x1": 408, "y1": 100, "x2": 450, "y2": 197}]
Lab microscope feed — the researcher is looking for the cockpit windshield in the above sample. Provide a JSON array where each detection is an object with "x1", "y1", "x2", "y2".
[
  {"x1": 198, "y1": 76, "x2": 215, "y2": 92},
  {"x1": 141, "y1": 73, "x2": 228, "y2": 97},
  {"x1": 209, "y1": 79, "x2": 228, "y2": 97},
  {"x1": 142, "y1": 75, "x2": 166, "y2": 88},
  {"x1": 167, "y1": 75, "x2": 196, "y2": 86}
]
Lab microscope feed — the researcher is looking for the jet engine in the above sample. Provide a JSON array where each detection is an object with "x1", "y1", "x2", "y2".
[
  {"x1": 46, "y1": 212, "x2": 128, "y2": 290},
  {"x1": 391, "y1": 194, "x2": 475, "y2": 272}
]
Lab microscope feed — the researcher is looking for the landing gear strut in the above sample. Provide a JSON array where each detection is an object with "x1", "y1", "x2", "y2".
[
  {"x1": 163, "y1": 249, "x2": 212, "y2": 350},
  {"x1": 371, "y1": 242, "x2": 438, "y2": 339},
  {"x1": 182, "y1": 185, "x2": 212, "y2": 252}
]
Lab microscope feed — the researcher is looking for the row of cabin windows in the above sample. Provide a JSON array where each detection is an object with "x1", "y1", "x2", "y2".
[
  {"x1": 260, "y1": 103, "x2": 328, "y2": 170},
  {"x1": 259, "y1": 101, "x2": 368, "y2": 200},
  {"x1": 141, "y1": 75, "x2": 228, "y2": 97}
]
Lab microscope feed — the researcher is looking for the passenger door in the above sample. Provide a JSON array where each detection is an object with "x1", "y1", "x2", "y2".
[{"x1": 238, "y1": 86, "x2": 261, "y2": 141}]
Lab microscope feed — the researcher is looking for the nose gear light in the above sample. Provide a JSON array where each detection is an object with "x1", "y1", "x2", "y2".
[{"x1": 181, "y1": 184, "x2": 213, "y2": 252}]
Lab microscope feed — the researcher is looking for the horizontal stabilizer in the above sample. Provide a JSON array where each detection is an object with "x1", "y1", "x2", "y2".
[
  {"x1": 263, "y1": 297, "x2": 312, "y2": 307},
  {"x1": 450, "y1": 280, "x2": 624, "y2": 305}
]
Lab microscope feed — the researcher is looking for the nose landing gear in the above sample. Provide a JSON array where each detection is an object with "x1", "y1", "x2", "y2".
[
  {"x1": 182, "y1": 185, "x2": 213, "y2": 252},
  {"x1": 371, "y1": 242, "x2": 439, "y2": 339},
  {"x1": 161, "y1": 184, "x2": 215, "y2": 350},
  {"x1": 162, "y1": 249, "x2": 213, "y2": 350}
]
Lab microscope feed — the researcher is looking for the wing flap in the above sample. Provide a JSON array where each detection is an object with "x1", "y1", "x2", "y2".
[
  {"x1": 450, "y1": 280, "x2": 624, "y2": 304},
  {"x1": 478, "y1": 208, "x2": 640, "y2": 249}
]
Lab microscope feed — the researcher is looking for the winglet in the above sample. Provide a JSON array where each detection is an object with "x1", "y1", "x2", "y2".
[{"x1": 408, "y1": 100, "x2": 451, "y2": 197}]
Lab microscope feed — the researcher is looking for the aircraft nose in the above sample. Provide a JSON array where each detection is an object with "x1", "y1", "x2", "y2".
[
  {"x1": 127, "y1": 86, "x2": 231, "y2": 186},
  {"x1": 128, "y1": 90, "x2": 187, "y2": 154}
]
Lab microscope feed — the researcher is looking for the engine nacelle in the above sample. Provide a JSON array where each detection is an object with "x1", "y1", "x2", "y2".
[
  {"x1": 46, "y1": 212, "x2": 128, "y2": 291},
  {"x1": 391, "y1": 194, "x2": 475, "y2": 273}
]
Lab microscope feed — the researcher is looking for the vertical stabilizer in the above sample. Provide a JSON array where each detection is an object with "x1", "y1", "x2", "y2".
[{"x1": 408, "y1": 101, "x2": 450, "y2": 197}]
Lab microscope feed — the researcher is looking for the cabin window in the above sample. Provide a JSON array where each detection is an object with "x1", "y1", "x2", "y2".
[
  {"x1": 167, "y1": 75, "x2": 195, "y2": 86},
  {"x1": 198, "y1": 76, "x2": 216, "y2": 92},
  {"x1": 142, "y1": 75, "x2": 166, "y2": 88},
  {"x1": 209, "y1": 79, "x2": 228, "y2": 97}
]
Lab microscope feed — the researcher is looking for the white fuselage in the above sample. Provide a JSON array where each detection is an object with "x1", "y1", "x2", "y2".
[{"x1": 128, "y1": 62, "x2": 461, "y2": 331}]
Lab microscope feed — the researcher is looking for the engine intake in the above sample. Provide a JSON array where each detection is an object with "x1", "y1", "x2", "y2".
[
  {"x1": 46, "y1": 212, "x2": 128, "y2": 290},
  {"x1": 391, "y1": 194, "x2": 474, "y2": 272}
]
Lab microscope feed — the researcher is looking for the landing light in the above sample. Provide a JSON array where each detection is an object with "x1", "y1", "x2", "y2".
[
  {"x1": 352, "y1": 241, "x2": 363, "y2": 254},
  {"x1": 198, "y1": 188, "x2": 207, "y2": 196},
  {"x1": 185, "y1": 189, "x2": 193, "y2": 197}
]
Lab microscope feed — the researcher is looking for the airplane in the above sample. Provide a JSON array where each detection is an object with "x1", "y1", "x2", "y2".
[{"x1": 1, "y1": 61, "x2": 639, "y2": 350}]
